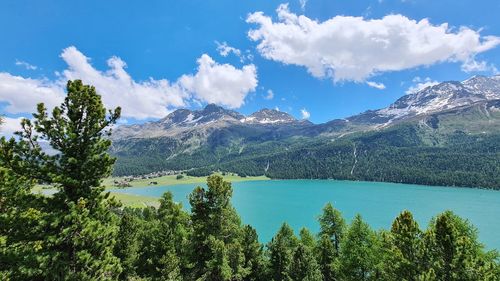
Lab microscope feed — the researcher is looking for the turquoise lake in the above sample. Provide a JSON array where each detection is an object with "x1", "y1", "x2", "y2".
[{"x1": 111, "y1": 180, "x2": 500, "y2": 250}]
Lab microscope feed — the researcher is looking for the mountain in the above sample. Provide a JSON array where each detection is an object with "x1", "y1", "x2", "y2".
[
  {"x1": 112, "y1": 104, "x2": 244, "y2": 139},
  {"x1": 110, "y1": 75, "x2": 500, "y2": 188},
  {"x1": 110, "y1": 104, "x2": 315, "y2": 176},
  {"x1": 347, "y1": 75, "x2": 500, "y2": 126},
  {"x1": 112, "y1": 105, "x2": 310, "y2": 140},
  {"x1": 242, "y1": 108, "x2": 311, "y2": 125}
]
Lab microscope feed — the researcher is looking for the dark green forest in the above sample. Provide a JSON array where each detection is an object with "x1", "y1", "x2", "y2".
[
  {"x1": 1, "y1": 81, "x2": 499, "y2": 280},
  {"x1": 113, "y1": 126, "x2": 500, "y2": 189}
]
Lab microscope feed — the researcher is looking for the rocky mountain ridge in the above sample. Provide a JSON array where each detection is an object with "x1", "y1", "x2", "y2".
[
  {"x1": 349, "y1": 75, "x2": 500, "y2": 126},
  {"x1": 113, "y1": 75, "x2": 500, "y2": 141},
  {"x1": 112, "y1": 105, "x2": 312, "y2": 140}
]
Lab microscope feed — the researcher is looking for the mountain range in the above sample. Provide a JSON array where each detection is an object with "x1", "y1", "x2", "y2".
[{"x1": 110, "y1": 75, "x2": 500, "y2": 189}]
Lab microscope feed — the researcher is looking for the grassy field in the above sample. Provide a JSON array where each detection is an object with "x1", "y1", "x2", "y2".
[
  {"x1": 110, "y1": 193, "x2": 160, "y2": 208},
  {"x1": 107, "y1": 174, "x2": 268, "y2": 207},
  {"x1": 35, "y1": 174, "x2": 269, "y2": 207},
  {"x1": 103, "y1": 174, "x2": 268, "y2": 189}
]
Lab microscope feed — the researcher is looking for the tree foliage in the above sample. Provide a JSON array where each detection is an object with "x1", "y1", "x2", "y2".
[
  {"x1": 1, "y1": 80, "x2": 122, "y2": 280},
  {"x1": 112, "y1": 123, "x2": 500, "y2": 189}
]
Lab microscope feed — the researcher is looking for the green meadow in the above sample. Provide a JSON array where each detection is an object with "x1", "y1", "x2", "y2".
[{"x1": 34, "y1": 174, "x2": 269, "y2": 207}]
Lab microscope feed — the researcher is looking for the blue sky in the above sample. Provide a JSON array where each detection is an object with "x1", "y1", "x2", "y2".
[{"x1": 1, "y1": 0, "x2": 500, "y2": 133}]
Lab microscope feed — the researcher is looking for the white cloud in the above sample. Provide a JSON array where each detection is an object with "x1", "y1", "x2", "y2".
[
  {"x1": 0, "y1": 116, "x2": 24, "y2": 137},
  {"x1": 216, "y1": 41, "x2": 242, "y2": 58},
  {"x1": 406, "y1": 76, "x2": 439, "y2": 94},
  {"x1": 461, "y1": 58, "x2": 499, "y2": 74},
  {"x1": 15, "y1": 60, "x2": 38, "y2": 70},
  {"x1": 0, "y1": 46, "x2": 258, "y2": 120},
  {"x1": 264, "y1": 89, "x2": 274, "y2": 100},
  {"x1": 0, "y1": 73, "x2": 65, "y2": 113},
  {"x1": 215, "y1": 41, "x2": 254, "y2": 63},
  {"x1": 366, "y1": 81, "x2": 386, "y2": 90},
  {"x1": 179, "y1": 54, "x2": 258, "y2": 109},
  {"x1": 60, "y1": 46, "x2": 188, "y2": 119},
  {"x1": 247, "y1": 4, "x2": 500, "y2": 82},
  {"x1": 300, "y1": 108, "x2": 310, "y2": 119}
]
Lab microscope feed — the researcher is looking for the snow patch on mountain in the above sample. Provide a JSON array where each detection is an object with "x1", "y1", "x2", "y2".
[
  {"x1": 374, "y1": 75, "x2": 500, "y2": 122},
  {"x1": 184, "y1": 113, "x2": 195, "y2": 123},
  {"x1": 243, "y1": 108, "x2": 297, "y2": 124}
]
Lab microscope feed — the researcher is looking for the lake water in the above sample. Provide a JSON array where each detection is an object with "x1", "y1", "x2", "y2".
[{"x1": 111, "y1": 180, "x2": 500, "y2": 250}]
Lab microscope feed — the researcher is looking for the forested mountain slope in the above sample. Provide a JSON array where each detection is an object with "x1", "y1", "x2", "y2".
[{"x1": 111, "y1": 76, "x2": 500, "y2": 188}]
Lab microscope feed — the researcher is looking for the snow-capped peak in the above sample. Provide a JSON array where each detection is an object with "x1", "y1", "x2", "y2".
[
  {"x1": 241, "y1": 108, "x2": 297, "y2": 124},
  {"x1": 158, "y1": 104, "x2": 244, "y2": 127},
  {"x1": 352, "y1": 75, "x2": 500, "y2": 125}
]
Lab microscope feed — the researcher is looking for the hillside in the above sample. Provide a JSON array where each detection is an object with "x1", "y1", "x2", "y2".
[{"x1": 110, "y1": 75, "x2": 500, "y2": 188}]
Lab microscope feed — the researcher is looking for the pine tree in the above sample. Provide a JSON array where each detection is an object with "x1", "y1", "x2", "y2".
[
  {"x1": 12, "y1": 80, "x2": 120, "y2": 202},
  {"x1": 427, "y1": 211, "x2": 500, "y2": 281},
  {"x1": 267, "y1": 222, "x2": 298, "y2": 281},
  {"x1": 114, "y1": 208, "x2": 141, "y2": 280},
  {"x1": 385, "y1": 210, "x2": 424, "y2": 281},
  {"x1": 188, "y1": 175, "x2": 243, "y2": 280},
  {"x1": 299, "y1": 228, "x2": 316, "y2": 250},
  {"x1": 157, "y1": 249, "x2": 183, "y2": 281},
  {"x1": 241, "y1": 225, "x2": 265, "y2": 281},
  {"x1": 203, "y1": 236, "x2": 233, "y2": 281},
  {"x1": 0, "y1": 167, "x2": 48, "y2": 279},
  {"x1": 290, "y1": 244, "x2": 322, "y2": 281},
  {"x1": 135, "y1": 208, "x2": 161, "y2": 278},
  {"x1": 338, "y1": 214, "x2": 381, "y2": 281},
  {"x1": 133, "y1": 192, "x2": 188, "y2": 280},
  {"x1": 1, "y1": 113, "x2": 41, "y2": 280},
  {"x1": 0, "y1": 80, "x2": 122, "y2": 279},
  {"x1": 316, "y1": 234, "x2": 336, "y2": 281},
  {"x1": 318, "y1": 203, "x2": 345, "y2": 255},
  {"x1": 157, "y1": 192, "x2": 190, "y2": 276},
  {"x1": 316, "y1": 203, "x2": 345, "y2": 281}
]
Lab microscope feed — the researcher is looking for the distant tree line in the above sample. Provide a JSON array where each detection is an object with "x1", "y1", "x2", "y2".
[
  {"x1": 181, "y1": 131, "x2": 500, "y2": 189},
  {"x1": 1, "y1": 81, "x2": 499, "y2": 280}
]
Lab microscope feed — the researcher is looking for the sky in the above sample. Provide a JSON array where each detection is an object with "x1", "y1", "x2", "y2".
[{"x1": 1, "y1": 0, "x2": 500, "y2": 135}]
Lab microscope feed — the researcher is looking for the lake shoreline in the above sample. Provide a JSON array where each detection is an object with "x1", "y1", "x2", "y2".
[
  {"x1": 34, "y1": 176, "x2": 500, "y2": 210},
  {"x1": 109, "y1": 176, "x2": 500, "y2": 192},
  {"x1": 111, "y1": 179, "x2": 500, "y2": 250}
]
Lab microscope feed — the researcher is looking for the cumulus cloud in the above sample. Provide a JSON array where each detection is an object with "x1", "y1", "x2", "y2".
[
  {"x1": 0, "y1": 116, "x2": 24, "y2": 137},
  {"x1": 15, "y1": 60, "x2": 38, "y2": 70},
  {"x1": 60, "y1": 46, "x2": 187, "y2": 119},
  {"x1": 300, "y1": 108, "x2": 310, "y2": 119},
  {"x1": 366, "y1": 81, "x2": 386, "y2": 90},
  {"x1": 179, "y1": 54, "x2": 258, "y2": 109},
  {"x1": 0, "y1": 73, "x2": 65, "y2": 113},
  {"x1": 406, "y1": 76, "x2": 439, "y2": 94},
  {"x1": 264, "y1": 89, "x2": 274, "y2": 100},
  {"x1": 247, "y1": 4, "x2": 500, "y2": 82},
  {"x1": 0, "y1": 46, "x2": 258, "y2": 119}
]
